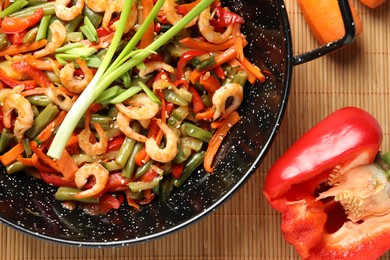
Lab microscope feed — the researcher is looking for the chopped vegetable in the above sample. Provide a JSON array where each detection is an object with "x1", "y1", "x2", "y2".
[{"x1": 297, "y1": 0, "x2": 363, "y2": 44}]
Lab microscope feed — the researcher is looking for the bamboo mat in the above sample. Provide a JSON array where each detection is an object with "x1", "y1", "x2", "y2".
[{"x1": 1, "y1": 0, "x2": 390, "y2": 259}]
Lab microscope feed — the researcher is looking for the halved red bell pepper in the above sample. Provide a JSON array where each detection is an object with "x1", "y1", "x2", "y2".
[
  {"x1": 1, "y1": 8, "x2": 43, "y2": 34},
  {"x1": 264, "y1": 107, "x2": 390, "y2": 259}
]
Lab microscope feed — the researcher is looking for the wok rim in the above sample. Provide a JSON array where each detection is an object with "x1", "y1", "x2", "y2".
[{"x1": 0, "y1": 0, "x2": 293, "y2": 247}]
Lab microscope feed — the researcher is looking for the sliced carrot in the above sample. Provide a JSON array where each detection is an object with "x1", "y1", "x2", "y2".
[
  {"x1": 297, "y1": 0, "x2": 363, "y2": 45},
  {"x1": 195, "y1": 108, "x2": 215, "y2": 121},
  {"x1": 30, "y1": 141, "x2": 61, "y2": 173},
  {"x1": 24, "y1": 56, "x2": 60, "y2": 71},
  {"x1": 179, "y1": 37, "x2": 235, "y2": 52},
  {"x1": 56, "y1": 149, "x2": 78, "y2": 181},
  {"x1": 233, "y1": 24, "x2": 244, "y2": 62},
  {"x1": 241, "y1": 57, "x2": 266, "y2": 83},
  {"x1": 0, "y1": 39, "x2": 47, "y2": 57},
  {"x1": 0, "y1": 142, "x2": 25, "y2": 166},
  {"x1": 138, "y1": 0, "x2": 154, "y2": 49},
  {"x1": 16, "y1": 156, "x2": 34, "y2": 166},
  {"x1": 360, "y1": 0, "x2": 385, "y2": 8},
  {"x1": 204, "y1": 111, "x2": 241, "y2": 173},
  {"x1": 36, "y1": 110, "x2": 67, "y2": 144},
  {"x1": 135, "y1": 147, "x2": 148, "y2": 166},
  {"x1": 31, "y1": 153, "x2": 57, "y2": 173},
  {"x1": 66, "y1": 134, "x2": 79, "y2": 147},
  {"x1": 228, "y1": 59, "x2": 257, "y2": 84}
]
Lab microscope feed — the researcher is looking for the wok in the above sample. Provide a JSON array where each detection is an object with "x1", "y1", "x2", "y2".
[{"x1": 0, "y1": 0, "x2": 355, "y2": 246}]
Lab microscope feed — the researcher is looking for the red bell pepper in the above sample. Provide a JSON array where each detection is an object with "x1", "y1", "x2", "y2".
[
  {"x1": 0, "y1": 67, "x2": 36, "y2": 89},
  {"x1": 12, "y1": 61, "x2": 50, "y2": 88},
  {"x1": 263, "y1": 107, "x2": 390, "y2": 259},
  {"x1": 188, "y1": 85, "x2": 204, "y2": 113},
  {"x1": 1, "y1": 8, "x2": 43, "y2": 34}
]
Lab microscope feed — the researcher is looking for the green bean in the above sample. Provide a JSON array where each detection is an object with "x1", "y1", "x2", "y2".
[
  {"x1": 26, "y1": 95, "x2": 51, "y2": 106},
  {"x1": 159, "y1": 176, "x2": 174, "y2": 202},
  {"x1": 55, "y1": 187, "x2": 99, "y2": 204},
  {"x1": 0, "y1": 128, "x2": 14, "y2": 153},
  {"x1": 10, "y1": 2, "x2": 55, "y2": 18},
  {"x1": 183, "y1": 122, "x2": 213, "y2": 142},
  {"x1": 65, "y1": 32, "x2": 84, "y2": 42},
  {"x1": 26, "y1": 103, "x2": 59, "y2": 139},
  {"x1": 122, "y1": 142, "x2": 144, "y2": 179},
  {"x1": 168, "y1": 106, "x2": 189, "y2": 127},
  {"x1": 201, "y1": 94, "x2": 212, "y2": 108},
  {"x1": 174, "y1": 87, "x2": 193, "y2": 103},
  {"x1": 35, "y1": 14, "x2": 51, "y2": 41},
  {"x1": 82, "y1": 5, "x2": 103, "y2": 28},
  {"x1": 77, "y1": 114, "x2": 113, "y2": 129},
  {"x1": 6, "y1": 161, "x2": 28, "y2": 174},
  {"x1": 163, "y1": 89, "x2": 189, "y2": 106},
  {"x1": 116, "y1": 124, "x2": 141, "y2": 167},
  {"x1": 101, "y1": 160, "x2": 123, "y2": 171},
  {"x1": 181, "y1": 136, "x2": 203, "y2": 152},
  {"x1": 173, "y1": 151, "x2": 205, "y2": 188},
  {"x1": 233, "y1": 70, "x2": 248, "y2": 87},
  {"x1": 22, "y1": 139, "x2": 32, "y2": 158},
  {"x1": 196, "y1": 56, "x2": 216, "y2": 71},
  {"x1": 0, "y1": 0, "x2": 29, "y2": 18},
  {"x1": 0, "y1": 33, "x2": 10, "y2": 51},
  {"x1": 174, "y1": 145, "x2": 189, "y2": 164},
  {"x1": 23, "y1": 27, "x2": 39, "y2": 44},
  {"x1": 65, "y1": 15, "x2": 83, "y2": 33},
  {"x1": 134, "y1": 159, "x2": 154, "y2": 180},
  {"x1": 223, "y1": 65, "x2": 238, "y2": 86},
  {"x1": 129, "y1": 177, "x2": 162, "y2": 193}
]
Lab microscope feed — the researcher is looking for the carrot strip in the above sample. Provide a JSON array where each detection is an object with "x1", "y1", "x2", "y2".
[
  {"x1": 30, "y1": 141, "x2": 61, "y2": 172},
  {"x1": 24, "y1": 56, "x2": 60, "y2": 71},
  {"x1": 138, "y1": 0, "x2": 154, "y2": 49},
  {"x1": 66, "y1": 134, "x2": 79, "y2": 147},
  {"x1": 180, "y1": 37, "x2": 234, "y2": 52},
  {"x1": 16, "y1": 156, "x2": 34, "y2": 166},
  {"x1": 36, "y1": 110, "x2": 67, "y2": 143},
  {"x1": 31, "y1": 153, "x2": 57, "y2": 173},
  {"x1": 204, "y1": 111, "x2": 241, "y2": 173},
  {"x1": 228, "y1": 59, "x2": 257, "y2": 84},
  {"x1": 233, "y1": 24, "x2": 244, "y2": 62},
  {"x1": 0, "y1": 142, "x2": 25, "y2": 166},
  {"x1": 0, "y1": 39, "x2": 47, "y2": 57},
  {"x1": 240, "y1": 57, "x2": 266, "y2": 83},
  {"x1": 195, "y1": 108, "x2": 215, "y2": 121},
  {"x1": 56, "y1": 149, "x2": 78, "y2": 181},
  {"x1": 135, "y1": 147, "x2": 148, "y2": 166}
]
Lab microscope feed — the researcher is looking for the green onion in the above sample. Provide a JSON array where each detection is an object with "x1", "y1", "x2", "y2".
[
  {"x1": 109, "y1": 86, "x2": 142, "y2": 104},
  {"x1": 139, "y1": 81, "x2": 161, "y2": 104},
  {"x1": 48, "y1": 0, "x2": 214, "y2": 159},
  {"x1": 96, "y1": 85, "x2": 125, "y2": 104},
  {"x1": 80, "y1": 16, "x2": 98, "y2": 42},
  {"x1": 55, "y1": 187, "x2": 99, "y2": 204},
  {"x1": 10, "y1": 1, "x2": 55, "y2": 18},
  {"x1": 0, "y1": 0, "x2": 29, "y2": 18}
]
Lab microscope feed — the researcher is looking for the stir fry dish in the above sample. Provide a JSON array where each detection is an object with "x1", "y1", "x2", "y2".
[{"x1": 0, "y1": 0, "x2": 265, "y2": 215}]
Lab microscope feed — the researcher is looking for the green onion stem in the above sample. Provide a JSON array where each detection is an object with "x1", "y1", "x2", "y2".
[{"x1": 47, "y1": 0, "x2": 214, "y2": 159}]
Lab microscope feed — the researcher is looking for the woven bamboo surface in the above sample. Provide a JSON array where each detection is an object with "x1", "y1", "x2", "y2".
[{"x1": 1, "y1": 0, "x2": 390, "y2": 259}]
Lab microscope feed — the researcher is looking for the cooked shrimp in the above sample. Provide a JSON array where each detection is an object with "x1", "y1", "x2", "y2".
[
  {"x1": 110, "y1": 2, "x2": 137, "y2": 33},
  {"x1": 138, "y1": 61, "x2": 175, "y2": 78},
  {"x1": 84, "y1": 0, "x2": 106, "y2": 12},
  {"x1": 34, "y1": 20, "x2": 66, "y2": 58},
  {"x1": 74, "y1": 163, "x2": 109, "y2": 199},
  {"x1": 59, "y1": 59, "x2": 93, "y2": 94},
  {"x1": 145, "y1": 119, "x2": 178, "y2": 163},
  {"x1": 115, "y1": 93, "x2": 160, "y2": 120},
  {"x1": 212, "y1": 83, "x2": 243, "y2": 120},
  {"x1": 45, "y1": 85, "x2": 73, "y2": 111},
  {"x1": 2, "y1": 93, "x2": 34, "y2": 141},
  {"x1": 54, "y1": 0, "x2": 84, "y2": 21},
  {"x1": 78, "y1": 123, "x2": 108, "y2": 156},
  {"x1": 116, "y1": 112, "x2": 147, "y2": 142},
  {"x1": 161, "y1": 0, "x2": 197, "y2": 28},
  {"x1": 198, "y1": 6, "x2": 234, "y2": 44},
  {"x1": 101, "y1": 0, "x2": 124, "y2": 29}
]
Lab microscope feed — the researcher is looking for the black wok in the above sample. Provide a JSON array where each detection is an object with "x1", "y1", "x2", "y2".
[{"x1": 0, "y1": 0, "x2": 355, "y2": 246}]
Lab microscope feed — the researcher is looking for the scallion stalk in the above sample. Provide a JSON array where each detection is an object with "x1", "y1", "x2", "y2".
[{"x1": 47, "y1": 0, "x2": 214, "y2": 159}]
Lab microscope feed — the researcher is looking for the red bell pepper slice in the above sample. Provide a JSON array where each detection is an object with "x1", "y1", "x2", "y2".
[
  {"x1": 12, "y1": 61, "x2": 51, "y2": 88},
  {"x1": 82, "y1": 193, "x2": 124, "y2": 215},
  {"x1": 1, "y1": 8, "x2": 44, "y2": 34},
  {"x1": 199, "y1": 73, "x2": 221, "y2": 95},
  {"x1": 213, "y1": 6, "x2": 244, "y2": 27},
  {"x1": 106, "y1": 134, "x2": 125, "y2": 152},
  {"x1": 0, "y1": 67, "x2": 36, "y2": 89},
  {"x1": 188, "y1": 85, "x2": 204, "y2": 113},
  {"x1": 264, "y1": 107, "x2": 390, "y2": 259}
]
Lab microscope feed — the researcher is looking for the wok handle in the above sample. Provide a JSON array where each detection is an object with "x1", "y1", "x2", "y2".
[{"x1": 291, "y1": 0, "x2": 356, "y2": 66}]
